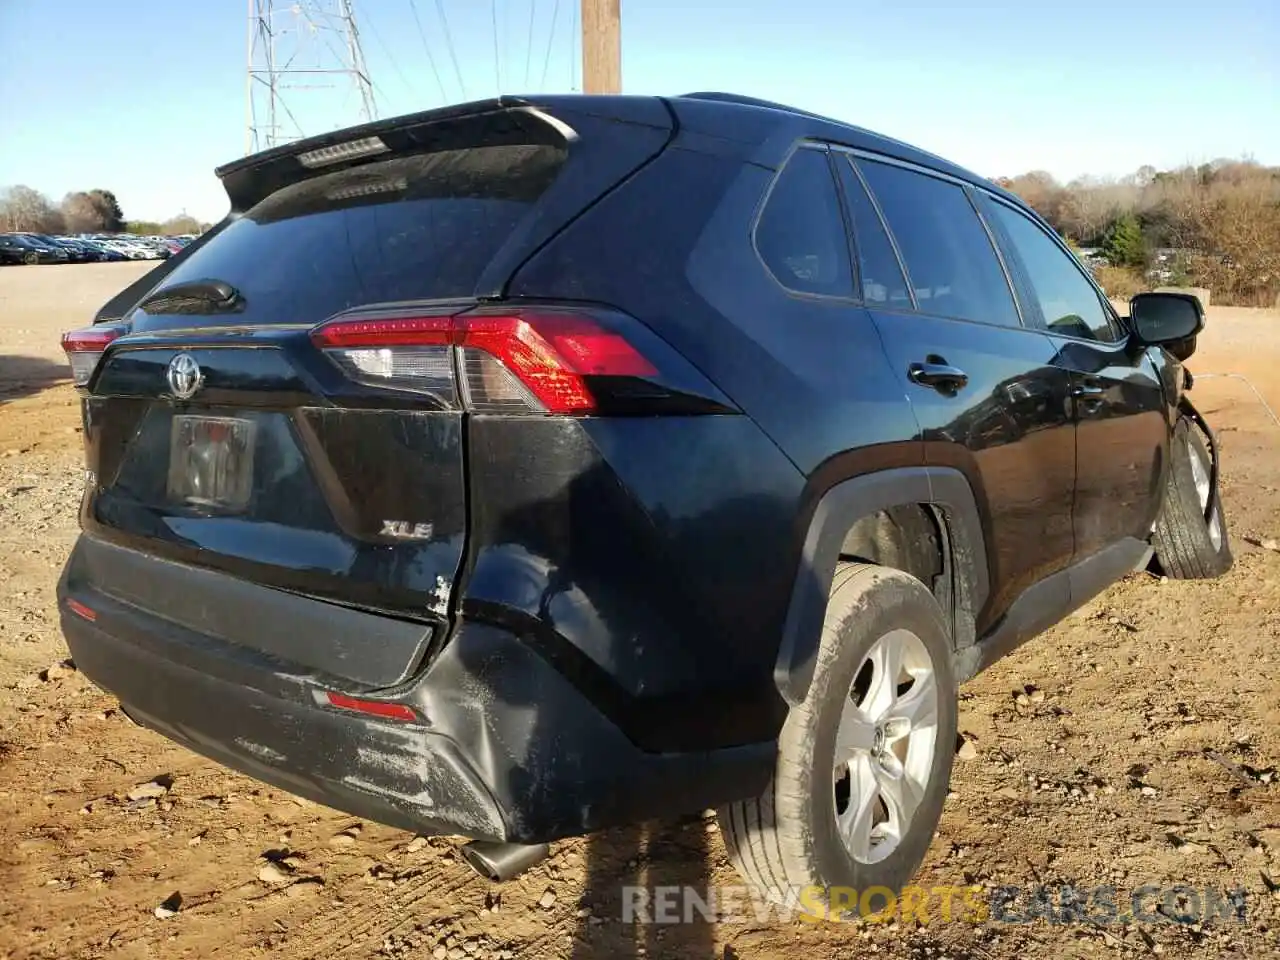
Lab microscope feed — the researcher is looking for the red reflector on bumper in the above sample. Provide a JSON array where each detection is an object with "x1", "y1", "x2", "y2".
[
  {"x1": 325, "y1": 691, "x2": 418, "y2": 723},
  {"x1": 66, "y1": 599, "x2": 97, "y2": 622}
]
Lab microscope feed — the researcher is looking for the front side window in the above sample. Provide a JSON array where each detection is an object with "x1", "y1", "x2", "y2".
[
  {"x1": 754, "y1": 147, "x2": 854, "y2": 298},
  {"x1": 857, "y1": 160, "x2": 1020, "y2": 327},
  {"x1": 984, "y1": 199, "x2": 1120, "y2": 342}
]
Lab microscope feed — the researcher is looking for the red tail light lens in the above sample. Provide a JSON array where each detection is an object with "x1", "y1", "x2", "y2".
[
  {"x1": 310, "y1": 309, "x2": 657, "y2": 415},
  {"x1": 309, "y1": 315, "x2": 452, "y2": 348},
  {"x1": 324, "y1": 691, "x2": 418, "y2": 723},
  {"x1": 459, "y1": 314, "x2": 655, "y2": 414},
  {"x1": 61, "y1": 325, "x2": 126, "y2": 387}
]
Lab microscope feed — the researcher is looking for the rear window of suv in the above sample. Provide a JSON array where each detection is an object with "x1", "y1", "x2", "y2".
[{"x1": 136, "y1": 144, "x2": 566, "y2": 324}]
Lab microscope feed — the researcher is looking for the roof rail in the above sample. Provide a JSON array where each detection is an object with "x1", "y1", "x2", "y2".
[{"x1": 676, "y1": 91, "x2": 828, "y2": 122}]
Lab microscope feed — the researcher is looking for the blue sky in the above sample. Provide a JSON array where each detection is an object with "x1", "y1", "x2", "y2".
[{"x1": 1, "y1": 1, "x2": 1276, "y2": 223}]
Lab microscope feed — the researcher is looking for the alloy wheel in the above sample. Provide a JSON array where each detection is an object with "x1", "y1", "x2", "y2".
[{"x1": 832, "y1": 628, "x2": 940, "y2": 864}]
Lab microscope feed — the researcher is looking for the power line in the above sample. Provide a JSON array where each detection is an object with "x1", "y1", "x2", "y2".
[
  {"x1": 363, "y1": 6, "x2": 418, "y2": 98},
  {"x1": 523, "y1": 0, "x2": 537, "y2": 87},
  {"x1": 407, "y1": 0, "x2": 449, "y2": 102},
  {"x1": 539, "y1": 0, "x2": 560, "y2": 90},
  {"x1": 490, "y1": 0, "x2": 501, "y2": 92},
  {"x1": 569, "y1": 0, "x2": 578, "y2": 92},
  {"x1": 432, "y1": 0, "x2": 467, "y2": 99}
]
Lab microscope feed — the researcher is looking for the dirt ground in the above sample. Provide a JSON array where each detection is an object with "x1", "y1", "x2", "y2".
[{"x1": 1, "y1": 262, "x2": 1277, "y2": 960}]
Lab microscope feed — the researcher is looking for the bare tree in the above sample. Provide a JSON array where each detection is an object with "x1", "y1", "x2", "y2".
[
  {"x1": 161, "y1": 213, "x2": 202, "y2": 235},
  {"x1": 1001, "y1": 158, "x2": 1280, "y2": 306},
  {"x1": 1059, "y1": 182, "x2": 1119, "y2": 244},
  {"x1": 62, "y1": 191, "x2": 107, "y2": 233},
  {"x1": 1003, "y1": 170, "x2": 1067, "y2": 225},
  {"x1": 0, "y1": 185, "x2": 65, "y2": 233}
]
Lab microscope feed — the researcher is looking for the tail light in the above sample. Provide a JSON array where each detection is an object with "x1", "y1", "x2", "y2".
[
  {"x1": 311, "y1": 307, "x2": 663, "y2": 416},
  {"x1": 61, "y1": 324, "x2": 126, "y2": 387}
]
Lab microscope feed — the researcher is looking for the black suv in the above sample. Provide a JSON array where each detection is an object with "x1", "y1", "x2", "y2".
[{"x1": 58, "y1": 94, "x2": 1230, "y2": 912}]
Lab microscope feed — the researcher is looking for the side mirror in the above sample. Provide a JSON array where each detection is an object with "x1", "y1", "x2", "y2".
[{"x1": 1129, "y1": 292, "x2": 1205, "y2": 346}]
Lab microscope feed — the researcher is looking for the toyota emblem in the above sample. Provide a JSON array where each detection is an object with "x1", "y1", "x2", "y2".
[{"x1": 166, "y1": 352, "x2": 203, "y2": 400}]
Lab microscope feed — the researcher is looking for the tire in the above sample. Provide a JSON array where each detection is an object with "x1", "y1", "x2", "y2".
[
  {"x1": 24, "y1": 252, "x2": 38, "y2": 265},
  {"x1": 718, "y1": 563, "x2": 958, "y2": 920},
  {"x1": 1152, "y1": 417, "x2": 1232, "y2": 579}
]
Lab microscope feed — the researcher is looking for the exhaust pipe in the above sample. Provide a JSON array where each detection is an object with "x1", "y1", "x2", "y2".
[{"x1": 459, "y1": 840, "x2": 550, "y2": 882}]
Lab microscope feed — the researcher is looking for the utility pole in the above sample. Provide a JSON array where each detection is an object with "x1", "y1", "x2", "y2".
[{"x1": 580, "y1": 0, "x2": 621, "y2": 94}]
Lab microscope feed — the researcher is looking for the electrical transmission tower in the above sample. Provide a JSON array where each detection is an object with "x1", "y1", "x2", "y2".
[{"x1": 246, "y1": 0, "x2": 377, "y2": 155}]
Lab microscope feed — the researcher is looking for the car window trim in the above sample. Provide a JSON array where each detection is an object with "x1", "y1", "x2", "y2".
[
  {"x1": 835, "y1": 147, "x2": 1028, "y2": 330},
  {"x1": 977, "y1": 190, "x2": 1127, "y2": 345},
  {"x1": 749, "y1": 141, "x2": 860, "y2": 304},
  {"x1": 832, "y1": 152, "x2": 918, "y2": 312},
  {"x1": 969, "y1": 191, "x2": 1048, "y2": 333},
  {"x1": 961, "y1": 183, "x2": 1028, "y2": 328},
  {"x1": 823, "y1": 150, "x2": 864, "y2": 303}
]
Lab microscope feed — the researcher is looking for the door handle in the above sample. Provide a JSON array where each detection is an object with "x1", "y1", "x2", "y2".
[
  {"x1": 908, "y1": 359, "x2": 969, "y2": 393},
  {"x1": 1070, "y1": 383, "x2": 1105, "y2": 398}
]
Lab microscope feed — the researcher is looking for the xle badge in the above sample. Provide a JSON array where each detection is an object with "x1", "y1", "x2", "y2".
[{"x1": 381, "y1": 520, "x2": 434, "y2": 540}]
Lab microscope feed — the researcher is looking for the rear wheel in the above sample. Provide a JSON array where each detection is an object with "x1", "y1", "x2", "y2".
[
  {"x1": 718, "y1": 563, "x2": 957, "y2": 920},
  {"x1": 24, "y1": 252, "x2": 38, "y2": 265},
  {"x1": 1152, "y1": 418, "x2": 1232, "y2": 579}
]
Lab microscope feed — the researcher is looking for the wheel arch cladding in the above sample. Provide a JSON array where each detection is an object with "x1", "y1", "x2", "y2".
[{"x1": 773, "y1": 466, "x2": 988, "y2": 705}]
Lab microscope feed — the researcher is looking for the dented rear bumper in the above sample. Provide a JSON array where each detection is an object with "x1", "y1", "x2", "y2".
[{"x1": 59, "y1": 535, "x2": 773, "y2": 843}]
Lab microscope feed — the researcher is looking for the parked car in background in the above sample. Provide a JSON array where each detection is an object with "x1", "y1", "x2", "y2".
[
  {"x1": 13, "y1": 234, "x2": 70, "y2": 262},
  {"x1": 0, "y1": 233, "x2": 64, "y2": 264},
  {"x1": 79, "y1": 238, "x2": 120, "y2": 262},
  {"x1": 50, "y1": 237, "x2": 105, "y2": 262},
  {"x1": 77, "y1": 239, "x2": 129, "y2": 262},
  {"x1": 21, "y1": 235, "x2": 80, "y2": 262},
  {"x1": 94, "y1": 238, "x2": 153, "y2": 260},
  {"x1": 0, "y1": 232, "x2": 192, "y2": 264},
  {"x1": 0, "y1": 237, "x2": 22, "y2": 265},
  {"x1": 133, "y1": 238, "x2": 168, "y2": 259}
]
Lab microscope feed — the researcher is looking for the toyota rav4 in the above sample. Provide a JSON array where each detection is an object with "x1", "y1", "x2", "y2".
[{"x1": 58, "y1": 93, "x2": 1231, "y2": 912}]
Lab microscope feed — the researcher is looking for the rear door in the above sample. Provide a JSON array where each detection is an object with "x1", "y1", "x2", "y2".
[
  {"x1": 78, "y1": 103, "x2": 671, "y2": 687},
  {"x1": 979, "y1": 195, "x2": 1168, "y2": 559},
  {"x1": 835, "y1": 154, "x2": 1078, "y2": 626}
]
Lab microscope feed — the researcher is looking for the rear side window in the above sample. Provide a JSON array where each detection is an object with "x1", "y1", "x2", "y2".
[
  {"x1": 857, "y1": 160, "x2": 1019, "y2": 327},
  {"x1": 754, "y1": 148, "x2": 853, "y2": 298},
  {"x1": 834, "y1": 156, "x2": 910, "y2": 307},
  {"x1": 984, "y1": 199, "x2": 1120, "y2": 342},
  {"x1": 138, "y1": 144, "x2": 566, "y2": 323}
]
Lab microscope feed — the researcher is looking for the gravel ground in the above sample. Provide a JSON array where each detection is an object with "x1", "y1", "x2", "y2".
[{"x1": 1, "y1": 263, "x2": 1278, "y2": 960}]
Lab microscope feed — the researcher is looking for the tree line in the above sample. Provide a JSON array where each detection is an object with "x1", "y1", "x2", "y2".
[
  {"x1": 0, "y1": 184, "x2": 209, "y2": 237},
  {"x1": 996, "y1": 160, "x2": 1280, "y2": 307}
]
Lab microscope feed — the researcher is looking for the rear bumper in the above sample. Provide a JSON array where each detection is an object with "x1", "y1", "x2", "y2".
[{"x1": 59, "y1": 536, "x2": 773, "y2": 843}]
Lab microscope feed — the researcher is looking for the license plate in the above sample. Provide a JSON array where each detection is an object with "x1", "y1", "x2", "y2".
[{"x1": 167, "y1": 415, "x2": 255, "y2": 510}]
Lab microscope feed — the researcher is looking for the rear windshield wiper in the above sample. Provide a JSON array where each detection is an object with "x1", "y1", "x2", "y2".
[{"x1": 138, "y1": 279, "x2": 245, "y2": 315}]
